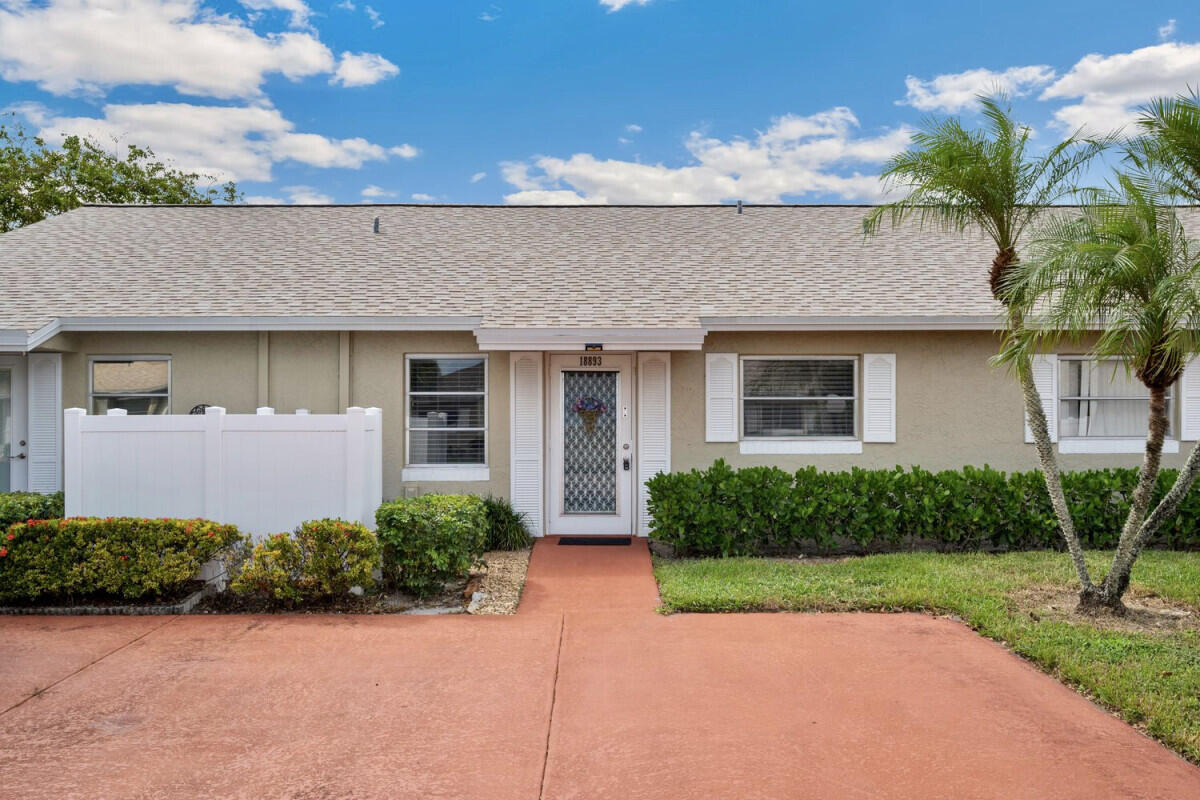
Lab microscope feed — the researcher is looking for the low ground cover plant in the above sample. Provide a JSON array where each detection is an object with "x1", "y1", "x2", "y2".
[
  {"x1": 0, "y1": 516, "x2": 241, "y2": 603},
  {"x1": 482, "y1": 495, "x2": 531, "y2": 551},
  {"x1": 653, "y1": 551, "x2": 1200, "y2": 762},
  {"x1": 0, "y1": 491, "x2": 64, "y2": 531},
  {"x1": 648, "y1": 460, "x2": 1200, "y2": 557},
  {"x1": 376, "y1": 494, "x2": 487, "y2": 597},
  {"x1": 230, "y1": 519, "x2": 380, "y2": 604}
]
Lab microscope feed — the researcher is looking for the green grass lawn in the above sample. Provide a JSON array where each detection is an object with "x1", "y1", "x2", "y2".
[{"x1": 654, "y1": 550, "x2": 1200, "y2": 762}]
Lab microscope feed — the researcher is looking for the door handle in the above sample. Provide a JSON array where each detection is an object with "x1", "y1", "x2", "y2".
[
  {"x1": 622, "y1": 457, "x2": 631, "y2": 471},
  {"x1": 6, "y1": 453, "x2": 25, "y2": 461}
]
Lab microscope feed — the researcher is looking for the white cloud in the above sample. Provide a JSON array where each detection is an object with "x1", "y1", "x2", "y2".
[
  {"x1": 244, "y1": 194, "x2": 284, "y2": 204},
  {"x1": 240, "y1": 0, "x2": 312, "y2": 29},
  {"x1": 390, "y1": 143, "x2": 419, "y2": 159},
  {"x1": 599, "y1": 0, "x2": 651, "y2": 10},
  {"x1": 900, "y1": 65, "x2": 1056, "y2": 112},
  {"x1": 364, "y1": 4, "x2": 383, "y2": 28},
  {"x1": 281, "y1": 185, "x2": 333, "y2": 204},
  {"x1": 335, "y1": 0, "x2": 355, "y2": 9},
  {"x1": 1159, "y1": 19, "x2": 1177, "y2": 41},
  {"x1": 0, "y1": 0, "x2": 342, "y2": 99},
  {"x1": 470, "y1": 171, "x2": 487, "y2": 183},
  {"x1": 625, "y1": 123, "x2": 642, "y2": 133},
  {"x1": 411, "y1": 192, "x2": 436, "y2": 202},
  {"x1": 20, "y1": 101, "x2": 416, "y2": 182},
  {"x1": 361, "y1": 184, "x2": 397, "y2": 199},
  {"x1": 503, "y1": 107, "x2": 911, "y2": 204},
  {"x1": 331, "y1": 51, "x2": 399, "y2": 87},
  {"x1": 617, "y1": 136, "x2": 631, "y2": 144},
  {"x1": 479, "y1": 5, "x2": 501, "y2": 22},
  {"x1": 1040, "y1": 42, "x2": 1200, "y2": 133}
]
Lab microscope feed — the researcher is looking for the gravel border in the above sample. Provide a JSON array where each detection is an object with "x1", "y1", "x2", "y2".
[{"x1": 468, "y1": 549, "x2": 531, "y2": 614}]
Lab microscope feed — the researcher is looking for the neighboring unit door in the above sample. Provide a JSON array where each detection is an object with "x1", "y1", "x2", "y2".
[
  {"x1": 548, "y1": 353, "x2": 634, "y2": 535},
  {"x1": 0, "y1": 356, "x2": 28, "y2": 492}
]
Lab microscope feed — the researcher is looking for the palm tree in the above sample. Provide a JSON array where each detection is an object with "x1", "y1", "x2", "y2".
[
  {"x1": 1126, "y1": 89, "x2": 1200, "y2": 202},
  {"x1": 999, "y1": 175, "x2": 1200, "y2": 611},
  {"x1": 863, "y1": 95, "x2": 1109, "y2": 592}
]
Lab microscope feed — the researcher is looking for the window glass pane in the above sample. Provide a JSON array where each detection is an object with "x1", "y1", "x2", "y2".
[
  {"x1": 409, "y1": 395, "x2": 486, "y2": 429},
  {"x1": 1059, "y1": 399, "x2": 1171, "y2": 437},
  {"x1": 92, "y1": 360, "x2": 168, "y2": 395},
  {"x1": 409, "y1": 430, "x2": 485, "y2": 464},
  {"x1": 743, "y1": 360, "x2": 854, "y2": 398},
  {"x1": 92, "y1": 395, "x2": 170, "y2": 415},
  {"x1": 409, "y1": 358, "x2": 485, "y2": 393},
  {"x1": 1060, "y1": 360, "x2": 1145, "y2": 398},
  {"x1": 744, "y1": 399, "x2": 854, "y2": 437},
  {"x1": 1058, "y1": 359, "x2": 1171, "y2": 438}
]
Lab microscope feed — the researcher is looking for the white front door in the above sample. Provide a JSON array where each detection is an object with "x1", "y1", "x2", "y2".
[
  {"x1": 548, "y1": 353, "x2": 634, "y2": 535},
  {"x1": 0, "y1": 356, "x2": 28, "y2": 492}
]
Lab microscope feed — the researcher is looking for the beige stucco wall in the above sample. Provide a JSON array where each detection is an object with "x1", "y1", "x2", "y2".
[
  {"x1": 349, "y1": 331, "x2": 509, "y2": 500},
  {"x1": 57, "y1": 331, "x2": 260, "y2": 414},
  {"x1": 674, "y1": 331, "x2": 1188, "y2": 474},
  {"x1": 50, "y1": 330, "x2": 508, "y2": 501},
  {"x1": 42, "y1": 328, "x2": 1184, "y2": 511}
]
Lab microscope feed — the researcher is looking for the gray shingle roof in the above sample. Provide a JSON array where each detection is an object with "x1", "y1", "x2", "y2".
[{"x1": 0, "y1": 203, "x2": 1022, "y2": 333}]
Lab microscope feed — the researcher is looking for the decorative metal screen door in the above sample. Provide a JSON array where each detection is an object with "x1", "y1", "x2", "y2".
[{"x1": 548, "y1": 353, "x2": 634, "y2": 535}]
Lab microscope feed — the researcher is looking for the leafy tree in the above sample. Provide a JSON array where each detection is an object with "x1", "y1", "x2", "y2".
[
  {"x1": 863, "y1": 96, "x2": 1109, "y2": 594},
  {"x1": 999, "y1": 175, "x2": 1200, "y2": 611},
  {"x1": 0, "y1": 118, "x2": 239, "y2": 232}
]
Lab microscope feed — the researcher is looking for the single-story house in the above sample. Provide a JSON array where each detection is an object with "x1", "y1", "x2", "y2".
[{"x1": 2, "y1": 204, "x2": 1197, "y2": 536}]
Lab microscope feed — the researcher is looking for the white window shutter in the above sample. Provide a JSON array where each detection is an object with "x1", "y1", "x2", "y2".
[
  {"x1": 637, "y1": 353, "x2": 671, "y2": 536},
  {"x1": 1026, "y1": 354, "x2": 1058, "y2": 444},
  {"x1": 705, "y1": 353, "x2": 737, "y2": 442},
  {"x1": 509, "y1": 352, "x2": 544, "y2": 536},
  {"x1": 26, "y1": 353, "x2": 62, "y2": 493},
  {"x1": 1180, "y1": 358, "x2": 1200, "y2": 440},
  {"x1": 862, "y1": 353, "x2": 896, "y2": 443}
]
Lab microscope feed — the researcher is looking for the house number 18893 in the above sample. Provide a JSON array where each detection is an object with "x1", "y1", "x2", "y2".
[{"x1": 579, "y1": 355, "x2": 602, "y2": 367}]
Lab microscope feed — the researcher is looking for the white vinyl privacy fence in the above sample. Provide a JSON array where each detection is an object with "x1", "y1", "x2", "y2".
[{"x1": 64, "y1": 406, "x2": 382, "y2": 539}]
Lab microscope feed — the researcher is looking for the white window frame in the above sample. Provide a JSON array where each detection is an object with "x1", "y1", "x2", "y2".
[
  {"x1": 88, "y1": 355, "x2": 172, "y2": 415},
  {"x1": 403, "y1": 353, "x2": 490, "y2": 482},
  {"x1": 738, "y1": 355, "x2": 862, "y2": 455},
  {"x1": 1057, "y1": 356, "x2": 1179, "y2": 454}
]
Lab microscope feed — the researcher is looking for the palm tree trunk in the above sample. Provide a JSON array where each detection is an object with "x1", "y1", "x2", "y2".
[
  {"x1": 1086, "y1": 385, "x2": 1170, "y2": 613},
  {"x1": 1020, "y1": 368, "x2": 1092, "y2": 592},
  {"x1": 1127, "y1": 439, "x2": 1200, "y2": 564}
]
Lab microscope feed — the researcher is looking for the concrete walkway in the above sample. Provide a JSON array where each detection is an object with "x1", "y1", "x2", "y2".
[{"x1": 3, "y1": 538, "x2": 1199, "y2": 799}]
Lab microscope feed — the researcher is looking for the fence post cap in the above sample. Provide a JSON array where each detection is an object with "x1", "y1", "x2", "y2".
[
  {"x1": 255, "y1": 406, "x2": 274, "y2": 415},
  {"x1": 106, "y1": 408, "x2": 128, "y2": 416},
  {"x1": 364, "y1": 406, "x2": 382, "y2": 416},
  {"x1": 205, "y1": 406, "x2": 227, "y2": 415},
  {"x1": 346, "y1": 406, "x2": 365, "y2": 415},
  {"x1": 295, "y1": 408, "x2": 309, "y2": 416},
  {"x1": 65, "y1": 407, "x2": 87, "y2": 417}
]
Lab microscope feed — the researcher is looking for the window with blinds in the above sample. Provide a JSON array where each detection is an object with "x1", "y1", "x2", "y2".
[
  {"x1": 741, "y1": 357, "x2": 856, "y2": 438},
  {"x1": 406, "y1": 356, "x2": 488, "y2": 465}
]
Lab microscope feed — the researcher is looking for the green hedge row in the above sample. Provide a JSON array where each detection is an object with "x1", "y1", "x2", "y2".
[
  {"x1": 0, "y1": 517, "x2": 241, "y2": 603},
  {"x1": 647, "y1": 460, "x2": 1200, "y2": 557}
]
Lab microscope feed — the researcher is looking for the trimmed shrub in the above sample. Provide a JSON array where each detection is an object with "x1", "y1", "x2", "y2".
[
  {"x1": 647, "y1": 459, "x2": 1200, "y2": 557},
  {"x1": 0, "y1": 491, "x2": 64, "y2": 531},
  {"x1": 0, "y1": 517, "x2": 242, "y2": 603},
  {"x1": 375, "y1": 495, "x2": 487, "y2": 597},
  {"x1": 482, "y1": 495, "x2": 531, "y2": 551},
  {"x1": 230, "y1": 519, "x2": 380, "y2": 604}
]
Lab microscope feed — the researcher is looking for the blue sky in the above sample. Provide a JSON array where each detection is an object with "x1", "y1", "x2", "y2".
[{"x1": 0, "y1": 0, "x2": 1197, "y2": 204}]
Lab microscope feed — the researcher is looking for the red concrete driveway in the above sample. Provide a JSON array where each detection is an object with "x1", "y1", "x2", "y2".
[{"x1": 3, "y1": 537, "x2": 1198, "y2": 799}]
